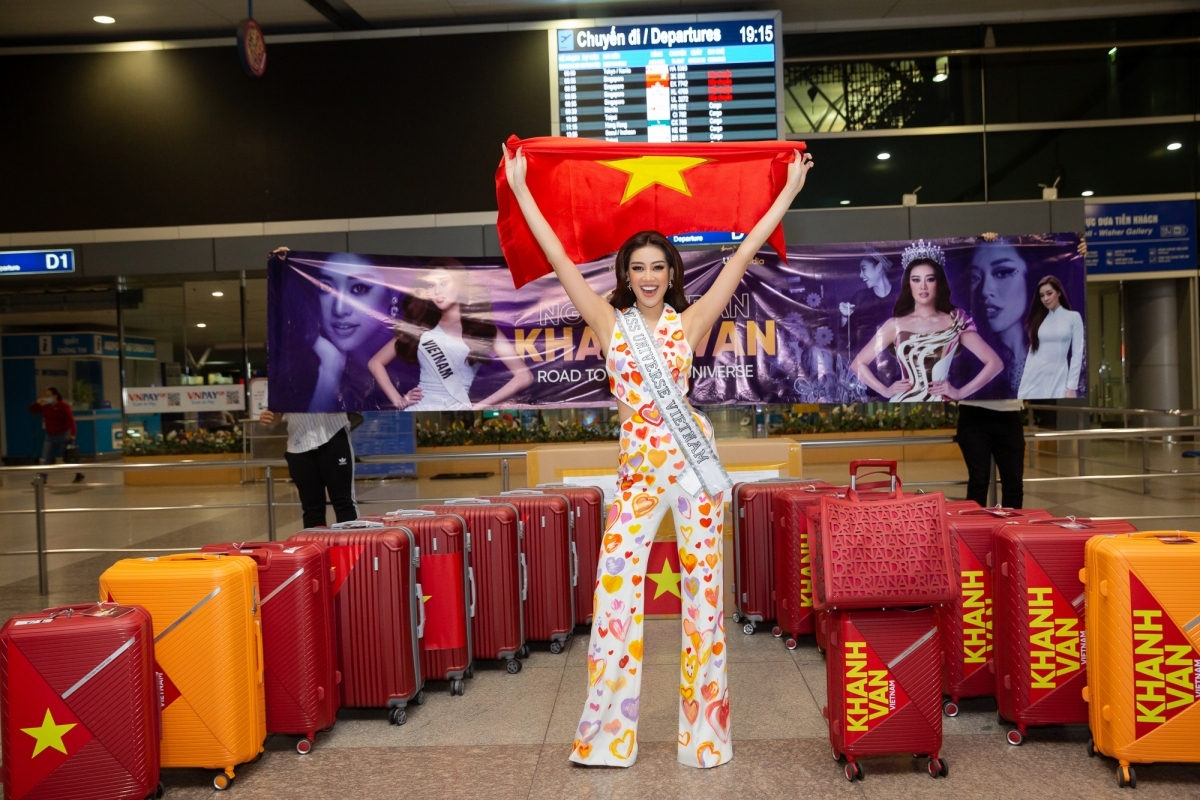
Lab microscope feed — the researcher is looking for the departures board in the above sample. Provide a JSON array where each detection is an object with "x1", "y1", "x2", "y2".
[{"x1": 550, "y1": 14, "x2": 783, "y2": 143}]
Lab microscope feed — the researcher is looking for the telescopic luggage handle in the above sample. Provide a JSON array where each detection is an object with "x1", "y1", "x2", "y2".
[
  {"x1": 330, "y1": 520, "x2": 384, "y2": 529},
  {"x1": 849, "y1": 459, "x2": 898, "y2": 492},
  {"x1": 385, "y1": 509, "x2": 436, "y2": 517}
]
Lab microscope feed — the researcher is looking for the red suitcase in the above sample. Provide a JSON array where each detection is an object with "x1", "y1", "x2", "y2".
[
  {"x1": 813, "y1": 483, "x2": 952, "y2": 612},
  {"x1": 289, "y1": 520, "x2": 425, "y2": 725},
  {"x1": 732, "y1": 478, "x2": 814, "y2": 635},
  {"x1": 824, "y1": 607, "x2": 947, "y2": 782},
  {"x1": 935, "y1": 508, "x2": 1052, "y2": 717},
  {"x1": 537, "y1": 483, "x2": 605, "y2": 626},
  {"x1": 770, "y1": 481, "x2": 835, "y2": 649},
  {"x1": 366, "y1": 510, "x2": 474, "y2": 695},
  {"x1": 421, "y1": 500, "x2": 526, "y2": 674},
  {"x1": 200, "y1": 542, "x2": 340, "y2": 751},
  {"x1": 482, "y1": 491, "x2": 575, "y2": 652},
  {"x1": 993, "y1": 516, "x2": 1138, "y2": 745},
  {"x1": 1, "y1": 603, "x2": 161, "y2": 800}
]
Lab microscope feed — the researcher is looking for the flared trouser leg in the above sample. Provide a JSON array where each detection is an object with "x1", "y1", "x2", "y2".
[{"x1": 569, "y1": 468, "x2": 731, "y2": 768}]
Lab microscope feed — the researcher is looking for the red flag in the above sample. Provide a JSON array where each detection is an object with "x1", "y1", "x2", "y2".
[
  {"x1": 417, "y1": 553, "x2": 467, "y2": 650},
  {"x1": 496, "y1": 136, "x2": 805, "y2": 288}
]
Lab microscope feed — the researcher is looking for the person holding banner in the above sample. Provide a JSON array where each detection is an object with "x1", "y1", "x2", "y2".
[
  {"x1": 504, "y1": 142, "x2": 812, "y2": 770},
  {"x1": 850, "y1": 240, "x2": 1003, "y2": 402}
]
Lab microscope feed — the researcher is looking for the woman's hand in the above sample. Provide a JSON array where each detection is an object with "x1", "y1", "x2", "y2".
[
  {"x1": 503, "y1": 144, "x2": 529, "y2": 197},
  {"x1": 1077, "y1": 240, "x2": 1087, "y2": 258},
  {"x1": 929, "y1": 380, "x2": 961, "y2": 400},
  {"x1": 401, "y1": 387, "x2": 423, "y2": 408},
  {"x1": 885, "y1": 379, "x2": 914, "y2": 398},
  {"x1": 784, "y1": 150, "x2": 815, "y2": 198},
  {"x1": 259, "y1": 410, "x2": 280, "y2": 426},
  {"x1": 1065, "y1": 388, "x2": 1077, "y2": 398},
  {"x1": 313, "y1": 335, "x2": 346, "y2": 377}
]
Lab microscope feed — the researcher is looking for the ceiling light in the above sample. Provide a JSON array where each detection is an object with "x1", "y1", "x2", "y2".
[
  {"x1": 196, "y1": 323, "x2": 207, "y2": 328},
  {"x1": 93, "y1": 15, "x2": 115, "y2": 24},
  {"x1": 877, "y1": 152, "x2": 891, "y2": 160},
  {"x1": 211, "y1": 291, "x2": 224, "y2": 297},
  {"x1": 1167, "y1": 142, "x2": 1182, "y2": 151},
  {"x1": 1108, "y1": 47, "x2": 1117, "y2": 56},
  {"x1": 1081, "y1": 190, "x2": 1094, "y2": 197},
  {"x1": 933, "y1": 55, "x2": 949, "y2": 83},
  {"x1": 840, "y1": 200, "x2": 851, "y2": 205}
]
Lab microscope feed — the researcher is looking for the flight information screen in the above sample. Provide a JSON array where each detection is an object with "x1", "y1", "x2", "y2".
[{"x1": 552, "y1": 16, "x2": 782, "y2": 143}]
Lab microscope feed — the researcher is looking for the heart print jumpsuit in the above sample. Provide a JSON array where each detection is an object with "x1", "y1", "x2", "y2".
[{"x1": 570, "y1": 305, "x2": 731, "y2": 769}]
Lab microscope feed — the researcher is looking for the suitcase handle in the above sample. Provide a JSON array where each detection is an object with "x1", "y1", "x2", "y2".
[
  {"x1": 850, "y1": 459, "x2": 897, "y2": 485},
  {"x1": 331, "y1": 520, "x2": 384, "y2": 529},
  {"x1": 385, "y1": 510, "x2": 436, "y2": 517},
  {"x1": 500, "y1": 490, "x2": 545, "y2": 495},
  {"x1": 468, "y1": 567, "x2": 477, "y2": 618},
  {"x1": 255, "y1": 619, "x2": 264, "y2": 686},
  {"x1": 571, "y1": 541, "x2": 579, "y2": 588},
  {"x1": 1124, "y1": 531, "x2": 1198, "y2": 542},
  {"x1": 445, "y1": 498, "x2": 491, "y2": 505},
  {"x1": 844, "y1": 478, "x2": 903, "y2": 502},
  {"x1": 519, "y1": 553, "x2": 528, "y2": 602},
  {"x1": 415, "y1": 584, "x2": 427, "y2": 639}
]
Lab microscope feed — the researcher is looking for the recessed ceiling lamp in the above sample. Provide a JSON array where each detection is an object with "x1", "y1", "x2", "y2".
[
  {"x1": 212, "y1": 291, "x2": 224, "y2": 297},
  {"x1": 840, "y1": 200, "x2": 851, "y2": 205},
  {"x1": 933, "y1": 55, "x2": 949, "y2": 83},
  {"x1": 93, "y1": 15, "x2": 115, "y2": 24},
  {"x1": 196, "y1": 323, "x2": 207, "y2": 328},
  {"x1": 877, "y1": 152, "x2": 891, "y2": 160},
  {"x1": 1081, "y1": 190, "x2": 1094, "y2": 197},
  {"x1": 1167, "y1": 142, "x2": 1183, "y2": 151}
]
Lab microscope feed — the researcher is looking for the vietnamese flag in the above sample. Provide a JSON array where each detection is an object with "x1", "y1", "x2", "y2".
[{"x1": 496, "y1": 135, "x2": 805, "y2": 288}]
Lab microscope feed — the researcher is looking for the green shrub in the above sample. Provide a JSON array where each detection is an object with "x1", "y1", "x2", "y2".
[
  {"x1": 123, "y1": 427, "x2": 243, "y2": 456},
  {"x1": 771, "y1": 403, "x2": 958, "y2": 435}
]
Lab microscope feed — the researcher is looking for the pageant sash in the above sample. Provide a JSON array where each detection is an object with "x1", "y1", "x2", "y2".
[
  {"x1": 417, "y1": 331, "x2": 473, "y2": 407},
  {"x1": 615, "y1": 308, "x2": 733, "y2": 499}
]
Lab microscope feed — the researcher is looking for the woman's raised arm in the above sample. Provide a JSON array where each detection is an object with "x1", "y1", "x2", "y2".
[
  {"x1": 504, "y1": 145, "x2": 614, "y2": 342},
  {"x1": 681, "y1": 149, "x2": 813, "y2": 344}
]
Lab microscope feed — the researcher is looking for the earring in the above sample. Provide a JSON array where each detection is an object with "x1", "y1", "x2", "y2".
[{"x1": 390, "y1": 296, "x2": 399, "y2": 318}]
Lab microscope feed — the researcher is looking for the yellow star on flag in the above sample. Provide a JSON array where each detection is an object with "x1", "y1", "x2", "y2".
[
  {"x1": 22, "y1": 709, "x2": 76, "y2": 758},
  {"x1": 598, "y1": 155, "x2": 709, "y2": 204},
  {"x1": 648, "y1": 557, "x2": 681, "y2": 600},
  {"x1": 422, "y1": 594, "x2": 432, "y2": 603}
]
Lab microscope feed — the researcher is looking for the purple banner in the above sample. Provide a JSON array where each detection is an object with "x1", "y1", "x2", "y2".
[{"x1": 266, "y1": 234, "x2": 1085, "y2": 412}]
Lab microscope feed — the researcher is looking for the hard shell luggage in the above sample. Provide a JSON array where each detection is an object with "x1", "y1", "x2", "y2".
[
  {"x1": 289, "y1": 520, "x2": 425, "y2": 726},
  {"x1": 99, "y1": 554, "x2": 265, "y2": 791},
  {"x1": 1082, "y1": 530, "x2": 1200, "y2": 788},
  {"x1": 732, "y1": 478, "x2": 814, "y2": 635},
  {"x1": 813, "y1": 478, "x2": 952, "y2": 612},
  {"x1": 366, "y1": 510, "x2": 474, "y2": 695},
  {"x1": 482, "y1": 491, "x2": 575, "y2": 652},
  {"x1": 536, "y1": 483, "x2": 605, "y2": 626},
  {"x1": 937, "y1": 507, "x2": 1052, "y2": 716},
  {"x1": 1, "y1": 603, "x2": 160, "y2": 800},
  {"x1": 771, "y1": 481, "x2": 835, "y2": 649},
  {"x1": 421, "y1": 500, "x2": 526, "y2": 674},
  {"x1": 824, "y1": 607, "x2": 947, "y2": 782},
  {"x1": 994, "y1": 517, "x2": 1137, "y2": 746},
  {"x1": 199, "y1": 542, "x2": 340, "y2": 752}
]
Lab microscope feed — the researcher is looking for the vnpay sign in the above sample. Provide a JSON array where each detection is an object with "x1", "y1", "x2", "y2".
[
  {"x1": 123, "y1": 387, "x2": 245, "y2": 413},
  {"x1": 0, "y1": 249, "x2": 75, "y2": 275}
]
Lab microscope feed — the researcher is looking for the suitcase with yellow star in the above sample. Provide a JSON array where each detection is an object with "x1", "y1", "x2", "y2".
[
  {"x1": 1081, "y1": 530, "x2": 1200, "y2": 789},
  {"x1": 99, "y1": 553, "x2": 265, "y2": 791},
  {"x1": 1, "y1": 603, "x2": 161, "y2": 800}
]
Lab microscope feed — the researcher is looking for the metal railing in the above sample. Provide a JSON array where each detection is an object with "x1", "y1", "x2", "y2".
[{"x1": 2, "y1": 422, "x2": 1198, "y2": 596}]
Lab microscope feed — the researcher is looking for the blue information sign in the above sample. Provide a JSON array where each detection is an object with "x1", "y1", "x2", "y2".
[
  {"x1": 1084, "y1": 201, "x2": 1197, "y2": 275},
  {"x1": 670, "y1": 231, "x2": 746, "y2": 247},
  {"x1": 0, "y1": 249, "x2": 75, "y2": 275}
]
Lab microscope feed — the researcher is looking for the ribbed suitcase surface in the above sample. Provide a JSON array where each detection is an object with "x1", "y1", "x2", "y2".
[
  {"x1": 200, "y1": 542, "x2": 339, "y2": 749},
  {"x1": 421, "y1": 501, "x2": 525, "y2": 671},
  {"x1": 537, "y1": 483, "x2": 605, "y2": 626},
  {"x1": 993, "y1": 518, "x2": 1137, "y2": 743},
  {"x1": 1083, "y1": 530, "x2": 1200, "y2": 785},
  {"x1": 814, "y1": 490, "x2": 952, "y2": 610},
  {"x1": 366, "y1": 511, "x2": 473, "y2": 690},
  {"x1": 289, "y1": 522, "x2": 423, "y2": 723},
  {"x1": 938, "y1": 507, "x2": 1052, "y2": 710},
  {"x1": 733, "y1": 478, "x2": 812, "y2": 631},
  {"x1": 1, "y1": 604, "x2": 159, "y2": 800},
  {"x1": 99, "y1": 554, "x2": 265, "y2": 781},
  {"x1": 771, "y1": 481, "x2": 835, "y2": 645},
  {"x1": 824, "y1": 608, "x2": 945, "y2": 781},
  {"x1": 483, "y1": 492, "x2": 574, "y2": 649}
]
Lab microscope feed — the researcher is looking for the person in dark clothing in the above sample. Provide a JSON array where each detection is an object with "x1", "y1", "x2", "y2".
[
  {"x1": 956, "y1": 400, "x2": 1025, "y2": 508},
  {"x1": 258, "y1": 410, "x2": 358, "y2": 529},
  {"x1": 28, "y1": 387, "x2": 84, "y2": 483}
]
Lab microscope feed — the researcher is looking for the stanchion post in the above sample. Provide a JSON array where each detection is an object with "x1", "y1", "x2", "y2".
[
  {"x1": 501, "y1": 458, "x2": 510, "y2": 492},
  {"x1": 1142, "y1": 437, "x2": 1150, "y2": 495},
  {"x1": 33, "y1": 474, "x2": 49, "y2": 595},
  {"x1": 265, "y1": 466, "x2": 277, "y2": 541}
]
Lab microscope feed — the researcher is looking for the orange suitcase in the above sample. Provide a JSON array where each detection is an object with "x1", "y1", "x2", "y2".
[
  {"x1": 1082, "y1": 531, "x2": 1200, "y2": 789},
  {"x1": 100, "y1": 554, "x2": 266, "y2": 791}
]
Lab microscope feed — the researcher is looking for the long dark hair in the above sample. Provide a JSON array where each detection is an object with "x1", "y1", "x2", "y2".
[
  {"x1": 893, "y1": 259, "x2": 955, "y2": 317},
  {"x1": 1026, "y1": 275, "x2": 1071, "y2": 352},
  {"x1": 607, "y1": 231, "x2": 690, "y2": 312},
  {"x1": 395, "y1": 259, "x2": 498, "y2": 365},
  {"x1": 46, "y1": 387, "x2": 62, "y2": 402}
]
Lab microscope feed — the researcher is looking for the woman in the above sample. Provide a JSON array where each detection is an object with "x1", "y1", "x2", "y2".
[
  {"x1": 368, "y1": 262, "x2": 532, "y2": 409},
  {"x1": 1017, "y1": 276, "x2": 1084, "y2": 399},
  {"x1": 504, "y1": 142, "x2": 813, "y2": 770},
  {"x1": 851, "y1": 241, "x2": 1002, "y2": 401},
  {"x1": 28, "y1": 387, "x2": 84, "y2": 484},
  {"x1": 967, "y1": 238, "x2": 1030, "y2": 395}
]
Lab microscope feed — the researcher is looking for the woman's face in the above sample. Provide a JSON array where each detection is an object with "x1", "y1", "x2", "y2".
[
  {"x1": 314, "y1": 266, "x2": 388, "y2": 354},
  {"x1": 1039, "y1": 282, "x2": 1061, "y2": 311},
  {"x1": 422, "y1": 268, "x2": 462, "y2": 311},
  {"x1": 627, "y1": 246, "x2": 670, "y2": 308},
  {"x1": 969, "y1": 242, "x2": 1029, "y2": 333},
  {"x1": 859, "y1": 258, "x2": 884, "y2": 289},
  {"x1": 908, "y1": 264, "x2": 938, "y2": 308}
]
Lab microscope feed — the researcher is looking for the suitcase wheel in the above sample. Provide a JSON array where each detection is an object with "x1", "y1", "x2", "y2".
[
  {"x1": 843, "y1": 761, "x2": 863, "y2": 782},
  {"x1": 465, "y1": 665, "x2": 475, "y2": 679},
  {"x1": 1006, "y1": 728, "x2": 1024, "y2": 746},
  {"x1": 451, "y1": 679, "x2": 466, "y2": 696},
  {"x1": 942, "y1": 700, "x2": 960, "y2": 717},
  {"x1": 772, "y1": 626, "x2": 783, "y2": 638},
  {"x1": 550, "y1": 641, "x2": 565, "y2": 655},
  {"x1": 389, "y1": 707, "x2": 408, "y2": 725},
  {"x1": 146, "y1": 781, "x2": 165, "y2": 800},
  {"x1": 831, "y1": 746, "x2": 845, "y2": 763},
  {"x1": 1086, "y1": 739, "x2": 1096, "y2": 758},
  {"x1": 296, "y1": 737, "x2": 313, "y2": 755},
  {"x1": 518, "y1": 645, "x2": 530, "y2": 659},
  {"x1": 785, "y1": 638, "x2": 798, "y2": 651},
  {"x1": 927, "y1": 758, "x2": 948, "y2": 779},
  {"x1": 1117, "y1": 765, "x2": 1136, "y2": 789},
  {"x1": 213, "y1": 773, "x2": 232, "y2": 791},
  {"x1": 507, "y1": 659, "x2": 522, "y2": 674},
  {"x1": 742, "y1": 622, "x2": 756, "y2": 636},
  {"x1": 413, "y1": 690, "x2": 427, "y2": 706},
  {"x1": 732, "y1": 611, "x2": 742, "y2": 624}
]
